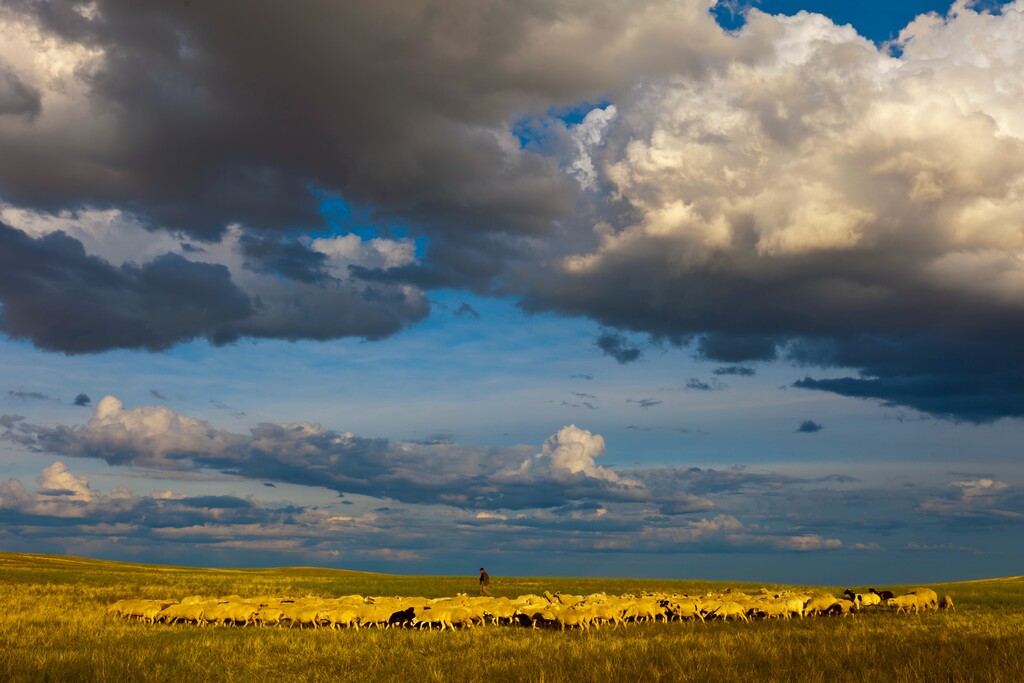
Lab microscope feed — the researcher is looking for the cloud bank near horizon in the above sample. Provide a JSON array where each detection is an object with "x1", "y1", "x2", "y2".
[{"x1": 2, "y1": 396, "x2": 1021, "y2": 574}]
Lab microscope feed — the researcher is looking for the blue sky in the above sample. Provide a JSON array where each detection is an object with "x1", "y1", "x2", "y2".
[{"x1": 1, "y1": 0, "x2": 1023, "y2": 584}]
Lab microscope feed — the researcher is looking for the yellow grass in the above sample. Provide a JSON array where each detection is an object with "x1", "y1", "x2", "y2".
[{"x1": 1, "y1": 552, "x2": 1023, "y2": 682}]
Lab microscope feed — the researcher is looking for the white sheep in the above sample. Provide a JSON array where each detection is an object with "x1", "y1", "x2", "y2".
[
  {"x1": 887, "y1": 594, "x2": 925, "y2": 614},
  {"x1": 784, "y1": 597, "x2": 805, "y2": 619},
  {"x1": 254, "y1": 607, "x2": 285, "y2": 627},
  {"x1": 586, "y1": 601, "x2": 627, "y2": 629},
  {"x1": 843, "y1": 589, "x2": 881, "y2": 608},
  {"x1": 412, "y1": 606, "x2": 454, "y2": 631},
  {"x1": 322, "y1": 608, "x2": 360, "y2": 629},
  {"x1": 158, "y1": 603, "x2": 206, "y2": 626},
  {"x1": 906, "y1": 588, "x2": 938, "y2": 611},
  {"x1": 802, "y1": 595, "x2": 838, "y2": 617},
  {"x1": 710, "y1": 601, "x2": 750, "y2": 622},
  {"x1": 827, "y1": 599, "x2": 856, "y2": 617},
  {"x1": 553, "y1": 607, "x2": 592, "y2": 631},
  {"x1": 281, "y1": 605, "x2": 322, "y2": 628}
]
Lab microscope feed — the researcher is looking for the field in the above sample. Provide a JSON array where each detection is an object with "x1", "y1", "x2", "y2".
[{"x1": 1, "y1": 553, "x2": 1023, "y2": 682}]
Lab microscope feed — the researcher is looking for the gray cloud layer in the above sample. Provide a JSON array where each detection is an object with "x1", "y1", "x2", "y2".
[
  {"x1": 0, "y1": 221, "x2": 429, "y2": 351},
  {"x1": 2, "y1": 400, "x2": 1022, "y2": 577},
  {"x1": 8, "y1": 397, "x2": 649, "y2": 511}
]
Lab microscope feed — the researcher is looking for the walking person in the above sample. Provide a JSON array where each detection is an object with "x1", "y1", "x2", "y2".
[{"x1": 479, "y1": 567, "x2": 490, "y2": 596}]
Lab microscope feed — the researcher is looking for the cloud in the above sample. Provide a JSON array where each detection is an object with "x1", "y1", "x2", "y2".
[
  {"x1": 657, "y1": 493, "x2": 716, "y2": 515},
  {"x1": 0, "y1": 414, "x2": 23, "y2": 428},
  {"x1": 0, "y1": 221, "x2": 429, "y2": 352},
  {"x1": 8, "y1": 390, "x2": 53, "y2": 402},
  {"x1": 595, "y1": 331, "x2": 642, "y2": 364},
  {"x1": 9, "y1": 397, "x2": 647, "y2": 511},
  {"x1": 796, "y1": 420, "x2": 824, "y2": 433},
  {"x1": 37, "y1": 461, "x2": 94, "y2": 502},
  {"x1": 72, "y1": 393, "x2": 90, "y2": 407},
  {"x1": 713, "y1": 365, "x2": 756, "y2": 376},
  {"x1": 52, "y1": 395, "x2": 244, "y2": 469},
  {"x1": 513, "y1": 4, "x2": 1024, "y2": 421},
  {"x1": 628, "y1": 398, "x2": 662, "y2": 408},
  {"x1": 0, "y1": 458, "x2": 851, "y2": 564},
  {"x1": 0, "y1": 0, "x2": 721, "y2": 272},
  {"x1": 741, "y1": 533, "x2": 843, "y2": 552},
  {"x1": 454, "y1": 303, "x2": 480, "y2": 319},
  {"x1": 4, "y1": 410, "x2": 1019, "y2": 569},
  {"x1": 686, "y1": 378, "x2": 725, "y2": 392},
  {"x1": 411, "y1": 433, "x2": 457, "y2": 446},
  {"x1": 918, "y1": 478, "x2": 1024, "y2": 523},
  {"x1": 0, "y1": 58, "x2": 40, "y2": 120},
  {"x1": 237, "y1": 233, "x2": 329, "y2": 285},
  {"x1": 2, "y1": 1, "x2": 1022, "y2": 423},
  {"x1": 506, "y1": 424, "x2": 638, "y2": 486},
  {"x1": 0, "y1": 462, "x2": 338, "y2": 560},
  {"x1": 0, "y1": 222, "x2": 252, "y2": 352}
]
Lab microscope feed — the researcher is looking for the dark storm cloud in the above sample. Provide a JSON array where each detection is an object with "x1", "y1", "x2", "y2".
[
  {"x1": 0, "y1": 60, "x2": 40, "y2": 119},
  {"x1": 502, "y1": 7, "x2": 1024, "y2": 423},
  {"x1": 796, "y1": 420, "x2": 823, "y2": 433},
  {"x1": 698, "y1": 334, "x2": 778, "y2": 363},
  {"x1": 0, "y1": 0, "x2": 740, "y2": 355},
  {"x1": 4, "y1": 1, "x2": 1024, "y2": 426},
  {"x1": 529, "y1": 243, "x2": 1024, "y2": 421},
  {"x1": 72, "y1": 393, "x2": 91, "y2": 407},
  {"x1": 0, "y1": 222, "x2": 252, "y2": 352},
  {"x1": 0, "y1": 0, "x2": 723, "y2": 245},
  {"x1": 237, "y1": 233, "x2": 330, "y2": 285},
  {"x1": 788, "y1": 333, "x2": 1024, "y2": 423},
  {"x1": 596, "y1": 331, "x2": 642, "y2": 364},
  {"x1": 0, "y1": 222, "x2": 429, "y2": 351}
]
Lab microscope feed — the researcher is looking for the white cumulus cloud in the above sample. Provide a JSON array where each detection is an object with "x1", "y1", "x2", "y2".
[
  {"x1": 37, "y1": 461, "x2": 94, "y2": 502},
  {"x1": 508, "y1": 424, "x2": 642, "y2": 487}
]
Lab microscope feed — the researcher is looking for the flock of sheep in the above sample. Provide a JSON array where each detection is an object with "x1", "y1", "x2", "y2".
[{"x1": 107, "y1": 586, "x2": 954, "y2": 631}]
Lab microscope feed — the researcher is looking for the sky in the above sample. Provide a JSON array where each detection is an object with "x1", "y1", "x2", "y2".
[{"x1": 1, "y1": 0, "x2": 1023, "y2": 585}]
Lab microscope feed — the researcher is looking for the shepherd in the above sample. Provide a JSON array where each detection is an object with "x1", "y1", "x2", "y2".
[{"x1": 479, "y1": 567, "x2": 491, "y2": 596}]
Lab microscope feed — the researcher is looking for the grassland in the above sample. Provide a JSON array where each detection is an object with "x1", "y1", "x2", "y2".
[{"x1": 1, "y1": 552, "x2": 1022, "y2": 682}]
